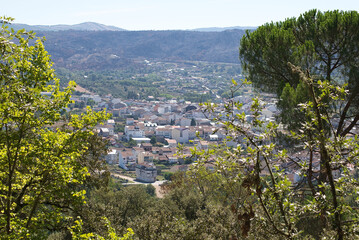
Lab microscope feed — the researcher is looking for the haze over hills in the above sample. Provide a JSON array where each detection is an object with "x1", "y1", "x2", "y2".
[
  {"x1": 192, "y1": 26, "x2": 257, "y2": 32},
  {"x1": 10, "y1": 22, "x2": 126, "y2": 32},
  {"x1": 11, "y1": 22, "x2": 256, "y2": 32}
]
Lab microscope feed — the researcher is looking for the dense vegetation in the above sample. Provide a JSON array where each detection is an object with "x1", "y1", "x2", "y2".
[
  {"x1": 240, "y1": 9, "x2": 359, "y2": 133},
  {"x1": 55, "y1": 61, "x2": 242, "y2": 101},
  {"x1": 238, "y1": 9, "x2": 359, "y2": 239},
  {"x1": 0, "y1": 17, "x2": 110, "y2": 238},
  {"x1": 38, "y1": 29, "x2": 245, "y2": 70}
]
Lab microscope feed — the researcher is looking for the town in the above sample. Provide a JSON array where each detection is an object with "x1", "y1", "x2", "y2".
[{"x1": 70, "y1": 84, "x2": 280, "y2": 183}]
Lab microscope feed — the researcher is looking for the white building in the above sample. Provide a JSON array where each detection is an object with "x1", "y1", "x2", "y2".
[
  {"x1": 106, "y1": 149, "x2": 118, "y2": 164},
  {"x1": 125, "y1": 125, "x2": 145, "y2": 140}
]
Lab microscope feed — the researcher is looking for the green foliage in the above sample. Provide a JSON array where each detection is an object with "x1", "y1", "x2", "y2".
[
  {"x1": 182, "y1": 92, "x2": 212, "y2": 103},
  {"x1": 145, "y1": 184, "x2": 156, "y2": 197},
  {"x1": 240, "y1": 9, "x2": 359, "y2": 131},
  {"x1": 114, "y1": 122, "x2": 125, "y2": 133},
  {"x1": 190, "y1": 118, "x2": 196, "y2": 126},
  {"x1": 278, "y1": 81, "x2": 309, "y2": 129},
  {"x1": 70, "y1": 217, "x2": 134, "y2": 240},
  {"x1": 125, "y1": 138, "x2": 137, "y2": 147},
  {"x1": 150, "y1": 136, "x2": 157, "y2": 145},
  {"x1": 38, "y1": 30, "x2": 246, "y2": 71},
  {"x1": 87, "y1": 98, "x2": 96, "y2": 107},
  {"x1": 163, "y1": 172, "x2": 174, "y2": 181},
  {"x1": 238, "y1": 12, "x2": 359, "y2": 239},
  {"x1": 75, "y1": 185, "x2": 155, "y2": 238},
  {"x1": 55, "y1": 60, "x2": 240, "y2": 103},
  {"x1": 184, "y1": 77, "x2": 359, "y2": 239},
  {"x1": 0, "y1": 17, "x2": 110, "y2": 238}
]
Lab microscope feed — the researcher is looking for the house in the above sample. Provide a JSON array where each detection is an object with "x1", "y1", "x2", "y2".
[
  {"x1": 80, "y1": 94, "x2": 102, "y2": 104},
  {"x1": 107, "y1": 119, "x2": 115, "y2": 126},
  {"x1": 135, "y1": 163, "x2": 157, "y2": 183},
  {"x1": 192, "y1": 110, "x2": 206, "y2": 119},
  {"x1": 141, "y1": 143, "x2": 153, "y2": 151},
  {"x1": 202, "y1": 126, "x2": 215, "y2": 139},
  {"x1": 151, "y1": 147, "x2": 161, "y2": 154},
  {"x1": 126, "y1": 118, "x2": 135, "y2": 126},
  {"x1": 156, "y1": 117, "x2": 169, "y2": 125},
  {"x1": 118, "y1": 107, "x2": 130, "y2": 117},
  {"x1": 179, "y1": 117, "x2": 191, "y2": 127},
  {"x1": 160, "y1": 155, "x2": 170, "y2": 163},
  {"x1": 162, "y1": 112, "x2": 178, "y2": 123},
  {"x1": 111, "y1": 110, "x2": 120, "y2": 118},
  {"x1": 209, "y1": 134, "x2": 219, "y2": 141},
  {"x1": 167, "y1": 154, "x2": 178, "y2": 164},
  {"x1": 125, "y1": 125, "x2": 144, "y2": 140},
  {"x1": 118, "y1": 148, "x2": 136, "y2": 170},
  {"x1": 172, "y1": 127, "x2": 189, "y2": 143},
  {"x1": 132, "y1": 147, "x2": 143, "y2": 162},
  {"x1": 99, "y1": 128, "x2": 110, "y2": 137},
  {"x1": 132, "y1": 137, "x2": 151, "y2": 143},
  {"x1": 133, "y1": 108, "x2": 147, "y2": 118},
  {"x1": 158, "y1": 104, "x2": 171, "y2": 114},
  {"x1": 165, "y1": 138, "x2": 177, "y2": 147},
  {"x1": 198, "y1": 140, "x2": 209, "y2": 150},
  {"x1": 105, "y1": 148, "x2": 118, "y2": 164},
  {"x1": 102, "y1": 124, "x2": 115, "y2": 136},
  {"x1": 144, "y1": 122, "x2": 157, "y2": 131},
  {"x1": 197, "y1": 119, "x2": 212, "y2": 126},
  {"x1": 188, "y1": 127, "x2": 198, "y2": 140},
  {"x1": 112, "y1": 99, "x2": 127, "y2": 109},
  {"x1": 137, "y1": 151, "x2": 154, "y2": 164},
  {"x1": 156, "y1": 126, "x2": 173, "y2": 138},
  {"x1": 98, "y1": 102, "x2": 109, "y2": 109},
  {"x1": 145, "y1": 130, "x2": 155, "y2": 138}
]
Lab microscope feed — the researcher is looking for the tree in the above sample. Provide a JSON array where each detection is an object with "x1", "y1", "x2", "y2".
[
  {"x1": 239, "y1": 9, "x2": 359, "y2": 135},
  {"x1": 150, "y1": 136, "x2": 157, "y2": 145},
  {"x1": 114, "y1": 122, "x2": 125, "y2": 133},
  {"x1": 0, "y1": 17, "x2": 110, "y2": 238},
  {"x1": 190, "y1": 118, "x2": 196, "y2": 126},
  {"x1": 184, "y1": 78, "x2": 359, "y2": 239},
  {"x1": 240, "y1": 9, "x2": 359, "y2": 218},
  {"x1": 70, "y1": 217, "x2": 134, "y2": 240},
  {"x1": 127, "y1": 138, "x2": 137, "y2": 147},
  {"x1": 145, "y1": 184, "x2": 156, "y2": 197},
  {"x1": 87, "y1": 98, "x2": 96, "y2": 107},
  {"x1": 76, "y1": 185, "x2": 154, "y2": 237}
]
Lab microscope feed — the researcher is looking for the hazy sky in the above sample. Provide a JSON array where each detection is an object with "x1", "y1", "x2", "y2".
[{"x1": 2, "y1": 0, "x2": 358, "y2": 30}]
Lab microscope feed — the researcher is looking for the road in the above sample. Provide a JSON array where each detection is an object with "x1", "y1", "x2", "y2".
[{"x1": 111, "y1": 173, "x2": 166, "y2": 198}]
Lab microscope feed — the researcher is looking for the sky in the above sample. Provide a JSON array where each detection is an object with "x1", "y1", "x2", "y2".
[{"x1": 2, "y1": 0, "x2": 359, "y2": 30}]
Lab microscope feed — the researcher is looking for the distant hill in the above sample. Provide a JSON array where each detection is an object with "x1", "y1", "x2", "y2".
[
  {"x1": 9, "y1": 22, "x2": 126, "y2": 32},
  {"x1": 192, "y1": 26, "x2": 257, "y2": 32},
  {"x1": 37, "y1": 29, "x2": 245, "y2": 70},
  {"x1": 10, "y1": 22, "x2": 256, "y2": 32}
]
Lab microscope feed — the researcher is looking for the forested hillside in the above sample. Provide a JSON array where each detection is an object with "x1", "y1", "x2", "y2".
[{"x1": 38, "y1": 30, "x2": 245, "y2": 70}]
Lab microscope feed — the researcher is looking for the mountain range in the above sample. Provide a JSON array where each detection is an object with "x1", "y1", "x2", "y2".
[
  {"x1": 11, "y1": 22, "x2": 255, "y2": 32},
  {"x1": 10, "y1": 22, "x2": 126, "y2": 31},
  {"x1": 9, "y1": 22, "x2": 251, "y2": 70},
  {"x1": 192, "y1": 26, "x2": 256, "y2": 32}
]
